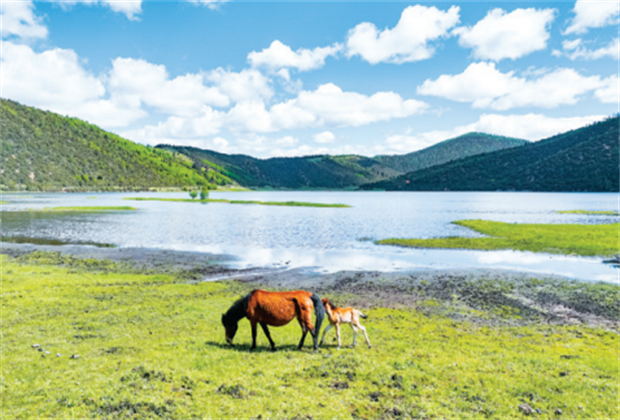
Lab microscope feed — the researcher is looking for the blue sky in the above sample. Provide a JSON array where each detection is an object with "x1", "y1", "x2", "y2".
[{"x1": 2, "y1": 1, "x2": 618, "y2": 158}]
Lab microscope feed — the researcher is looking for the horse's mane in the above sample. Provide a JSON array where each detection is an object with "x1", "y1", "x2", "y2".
[{"x1": 222, "y1": 291, "x2": 252, "y2": 325}]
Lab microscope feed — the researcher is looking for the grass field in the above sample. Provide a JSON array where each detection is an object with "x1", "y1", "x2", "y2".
[
  {"x1": 124, "y1": 197, "x2": 351, "y2": 208},
  {"x1": 1, "y1": 252, "x2": 618, "y2": 419},
  {"x1": 376, "y1": 220, "x2": 619, "y2": 257}
]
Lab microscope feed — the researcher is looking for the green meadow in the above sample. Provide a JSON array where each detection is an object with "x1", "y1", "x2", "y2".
[
  {"x1": 124, "y1": 197, "x2": 351, "y2": 208},
  {"x1": 1, "y1": 252, "x2": 618, "y2": 419},
  {"x1": 377, "y1": 220, "x2": 619, "y2": 257}
]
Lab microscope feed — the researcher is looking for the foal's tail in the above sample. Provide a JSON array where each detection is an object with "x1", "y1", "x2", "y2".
[
  {"x1": 310, "y1": 293, "x2": 325, "y2": 350},
  {"x1": 360, "y1": 312, "x2": 368, "y2": 319}
]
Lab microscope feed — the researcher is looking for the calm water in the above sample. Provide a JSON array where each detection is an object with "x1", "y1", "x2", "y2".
[{"x1": 1, "y1": 191, "x2": 618, "y2": 282}]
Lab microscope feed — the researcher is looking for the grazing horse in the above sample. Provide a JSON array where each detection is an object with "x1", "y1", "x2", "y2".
[
  {"x1": 221, "y1": 289, "x2": 325, "y2": 352},
  {"x1": 320, "y1": 298, "x2": 371, "y2": 349}
]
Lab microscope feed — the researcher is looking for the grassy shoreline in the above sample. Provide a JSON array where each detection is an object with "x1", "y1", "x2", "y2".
[
  {"x1": 124, "y1": 197, "x2": 351, "y2": 208},
  {"x1": 1, "y1": 251, "x2": 618, "y2": 419},
  {"x1": 377, "y1": 220, "x2": 619, "y2": 257},
  {"x1": 558, "y1": 210, "x2": 619, "y2": 216}
]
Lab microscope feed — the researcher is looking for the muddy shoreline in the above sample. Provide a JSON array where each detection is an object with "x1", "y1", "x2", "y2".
[{"x1": 2, "y1": 241, "x2": 618, "y2": 331}]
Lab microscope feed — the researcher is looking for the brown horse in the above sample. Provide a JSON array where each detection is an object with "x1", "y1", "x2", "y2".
[{"x1": 221, "y1": 289, "x2": 325, "y2": 352}]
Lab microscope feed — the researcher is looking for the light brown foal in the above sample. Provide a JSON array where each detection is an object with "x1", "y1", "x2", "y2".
[{"x1": 319, "y1": 298, "x2": 371, "y2": 349}]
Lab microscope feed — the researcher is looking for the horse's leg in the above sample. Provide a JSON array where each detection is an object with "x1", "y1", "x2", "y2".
[
  {"x1": 360, "y1": 324, "x2": 371, "y2": 348},
  {"x1": 250, "y1": 321, "x2": 258, "y2": 351},
  {"x1": 335, "y1": 323, "x2": 342, "y2": 349},
  {"x1": 350, "y1": 323, "x2": 359, "y2": 348},
  {"x1": 260, "y1": 323, "x2": 276, "y2": 351},
  {"x1": 319, "y1": 323, "x2": 332, "y2": 346}
]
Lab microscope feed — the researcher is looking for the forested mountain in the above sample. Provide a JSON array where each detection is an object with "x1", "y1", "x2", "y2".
[
  {"x1": 156, "y1": 146, "x2": 401, "y2": 189},
  {"x1": 362, "y1": 116, "x2": 619, "y2": 192},
  {"x1": 158, "y1": 134, "x2": 526, "y2": 189},
  {"x1": 375, "y1": 133, "x2": 527, "y2": 174},
  {"x1": 0, "y1": 99, "x2": 231, "y2": 191}
]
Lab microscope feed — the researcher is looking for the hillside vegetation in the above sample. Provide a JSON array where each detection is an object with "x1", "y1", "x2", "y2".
[
  {"x1": 156, "y1": 146, "x2": 401, "y2": 189},
  {"x1": 159, "y1": 134, "x2": 525, "y2": 190},
  {"x1": 0, "y1": 99, "x2": 231, "y2": 191},
  {"x1": 363, "y1": 116, "x2": 619, "y2": 192},
  {"x1": 375, "y1": 133, "x2": 527, "y2": 174}
]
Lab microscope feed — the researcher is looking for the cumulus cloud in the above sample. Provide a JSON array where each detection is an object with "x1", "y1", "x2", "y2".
[
  {"x1": 108, "y1": 58, "x2": 230, "y2": 117},
  {"x1": 1, "y1": 1, "x2": 48, "y2": 39},
  {"x1": 553, "y1": 37, "x2": 619, "y2": 60},
  {"x1": 248, "y1": 40, "x2": 342, "y2": 72},
  {"x1": 120, "y1": 83, "x2": 428, "y2": 145},
  {"x1": 595, "y1": 75, "x2": 619, "y2": 103},
  {"x1": 417, "y1": 62, "x2": 608, "y2": 110},
  {"x1": 564, "y1": 0, "x2": 620, "y2": 35},
  {"x1": 383, "y1": 113, "x2": 607, "y2": 153},
  {"x1": 454, "y1": 8, "x2": 556, "y2": 61},
  {"x1": 205, "y1": 68, "x2": 273, "y2": 103},
  {"x1": 190, "y1": 0, "x2": 230, "y2": 10},
  {"x1": 346, "y1": 5, "x2": 460, "y2": 64},
  {"x1": 61, "y1": 1, "x2": 143, "y2": 20},
  {"x1": 313, "y1": 131, "x2": 336, "y2": 144}
]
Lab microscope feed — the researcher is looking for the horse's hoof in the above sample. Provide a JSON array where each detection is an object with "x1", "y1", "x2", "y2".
[{"x1": 270, "y1": 347, "x2": 276, "y2": 352}]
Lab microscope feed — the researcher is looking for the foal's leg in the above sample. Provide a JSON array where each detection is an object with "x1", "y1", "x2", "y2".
[
  {"x1": 250, "y1": 321, "x2": 258, "y2": 351},
  {"x1": 319, "y1": 324, "x2": 333, "y2": 346},
  {"x1": 260, "y1": 323, "x2": 276, "y2": 351},
  {"x1": 359, "y1": 323, "x2": 371, "y2": 348},
  {"x1": 335, "y1": 323, "x2": 342, "y2": 349},
  {"x1": 350, "y1": 323, "x2": 358, "y2": 348}
]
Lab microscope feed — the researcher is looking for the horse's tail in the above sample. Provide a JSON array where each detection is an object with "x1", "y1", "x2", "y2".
[
  {"x1": 310, "y1": 293, "x2": 325, "y2": 349},
  {"x1": 360, "y1": 312, "x2": 368, "y2": 319}
]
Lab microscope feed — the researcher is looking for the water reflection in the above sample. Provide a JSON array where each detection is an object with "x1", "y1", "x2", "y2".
[{"x1": 1, "y1": 191, "x2": 618, "y2": 283}]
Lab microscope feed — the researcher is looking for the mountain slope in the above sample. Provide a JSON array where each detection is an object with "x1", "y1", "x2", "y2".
[
  {"x1": 159, "y1": 133, "x2": 527, "y2": 190},
  {"x1": 362, "y1": 116, "x2": 619, "y2": 192},
  {"x1": 0, "y1": 99, "x2": 231, "y2": 191},
  {"x1": 156, "y1": 146, "x2": 401, "y2": 189},
  {"x1": 375, "y1": 133, "x2": 527, "y2": 174}
]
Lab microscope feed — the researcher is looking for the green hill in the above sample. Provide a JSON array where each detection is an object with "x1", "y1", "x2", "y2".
[
  {"x1": 0, "y1": 99, "x2": 231, "y2": 191},
  {"x1": 362, "y1": 116, "x2": 619, "y2": 192},
  {"x1": 156, "y1": 146, "x2": 402, "y2": 189},
  {"x1": 159, "y1": 134, "x2": 526, "y2": 190},
  {"x1": 375, "y1": 133, "x2": 527, "y2": 174}
]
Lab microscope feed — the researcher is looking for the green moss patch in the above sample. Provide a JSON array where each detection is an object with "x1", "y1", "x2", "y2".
[
  {"x1": 38, "y1": 206, "x2": 138, "y2": 212},
  {"x1": 125, "y1": 197, "x2": 350, "y2": 208},
  {"x1": 558, "y1": 210, "x2": 619, "y2": 216},
  {"x1": 376, "y1": 220, "x2": 619, "y2": 257},
  {"x1": 1, "y1": 253, "x2": 618, "y2": 419}
]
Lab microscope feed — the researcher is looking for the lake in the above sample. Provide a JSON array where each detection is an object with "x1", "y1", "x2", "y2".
[{"x1": 1, "y1": 191, "x2": 618, "y2": 282}]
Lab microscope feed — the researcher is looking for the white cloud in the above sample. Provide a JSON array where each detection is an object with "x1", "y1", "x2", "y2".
[
  {"x1": 121, "y1": 83, "x2": 428, "y2": 147},
  {"x1": 383, "y1": 113, "x2": 607, "y2": 153},
  {"x1": 313, "y1": 131, "x2": 336, "y2": 144},
  {"x1": 565, "y1": 0, "x2": 620, "y2": 35},
  {"x1": 346, "y1": 5, "x2": 460, "y2": 64},
  {"x1": 108, "y1": 58, "x2": 230, "y2": 116},
  {"x1": 190, "y1": 0, "x2": 230, "y2": 10},
  {"x1": 418, "y1": 62, "x2": 607, "y2": 110},
  {"x1": 248, "y1": 40, "x2": 342, "y2": 72},
  {"x1": 1, "y1": 1, "x2": 48, "y2": 39},
  {"x1": 595, "y1": 75, "x2": 619, "y2": 103},
  {"x1": 205, "y1": 68, "x2": 273, "y2": 103},
  {"x1": 61, "y1": 1, "x2": 143, "y2": 20},
  {"x1": 454, "y1": 8, "x2": 555, "y2": 61},
  {"x1": 553, "y1": 37, "x2": 619, "y2": 60}
]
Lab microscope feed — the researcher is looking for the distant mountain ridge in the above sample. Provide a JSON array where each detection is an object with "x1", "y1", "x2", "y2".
[
  {"x1": 375, "y1": 133, "x2": 527, "y2": 174},
  {"x1": 158, "y1": 133, "x2": 526, "y2": 189},
  {"x1": 362, "y1": 116, "x2": 619, "y2": 192}
]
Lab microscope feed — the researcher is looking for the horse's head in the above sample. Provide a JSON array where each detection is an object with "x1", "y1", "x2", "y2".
[
  {"x1": 221, "y1": 313, "x2": 238, "y2": 346},
  {"x1": 321, "y1": 297, "x2": 334, "y2": 315}
]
